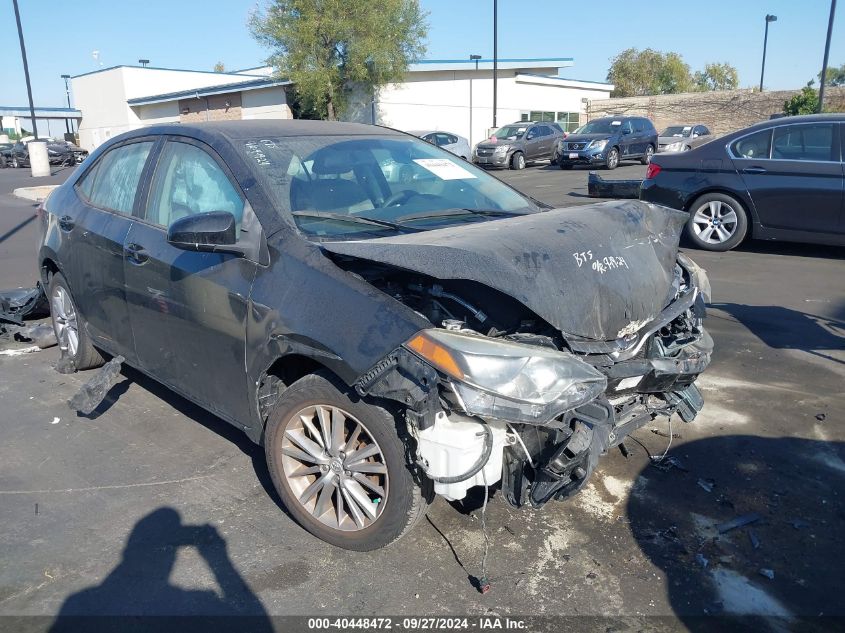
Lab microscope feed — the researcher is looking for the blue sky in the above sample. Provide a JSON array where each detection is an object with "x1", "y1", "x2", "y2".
[{"x1": 1, "y1": 0, "x2": 842, "y2": 134}]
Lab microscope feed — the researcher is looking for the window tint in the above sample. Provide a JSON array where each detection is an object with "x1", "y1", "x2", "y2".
[
  {"x1": 83, "y1": 142, "x2": 153, "y2": 214},
  {"x1": 146, "y1": 141, "x2": 244, "y2": 231},
  {"x1": 772, "y1": 123, "x2": 836, "y2": 162},
  {"x1": 730, "y1": 129, "x2": 772, "y2": 159},
  {"x1": 701, "y1": 126, "x2": 711, "y2": 135},
  {"x1": 447, "y1": 134, "x2": 458, "y2": 145},
  {"x1": 633, "y1": 119, "x2": 645, "y2": 133}
]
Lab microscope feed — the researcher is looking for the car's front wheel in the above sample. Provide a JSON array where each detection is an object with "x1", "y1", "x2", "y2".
[
  {"x1": 510, "y1": 152, "x2": 525, "y2": 170},
  {"x1": 264, "y1": 371, "x2": 430, "y2": 550},
  {"x1": 605, "y1": 147, "x2": 619, "y2": 170},
  {"x1": 686, "y1": 193, "x2": 748, "y2": 252},
  {"x1": 48, "y1": 272, "x2": 105, "y2": 370}
]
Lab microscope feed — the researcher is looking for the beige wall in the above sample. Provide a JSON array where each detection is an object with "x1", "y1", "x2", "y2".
[
  {"x1": 179, "y1": 93, "x2": 242, "y2": 123},
  {"x1": 587, "y1": 87, "x2": 845, "y2": 136}
]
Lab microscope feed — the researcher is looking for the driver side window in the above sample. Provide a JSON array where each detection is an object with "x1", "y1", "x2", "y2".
[{"x1": 145, "y1": 141, "x2": 245, "y2": 232}]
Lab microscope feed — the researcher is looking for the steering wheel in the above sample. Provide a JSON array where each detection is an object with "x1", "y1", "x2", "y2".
[{"x1": 382, "y1": 189, "x2": 421, "y2": 207}]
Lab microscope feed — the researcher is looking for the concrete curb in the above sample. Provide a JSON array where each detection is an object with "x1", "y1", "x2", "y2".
[{"x1": 12, "y1": 185, "x2": 58, "y2": 202}]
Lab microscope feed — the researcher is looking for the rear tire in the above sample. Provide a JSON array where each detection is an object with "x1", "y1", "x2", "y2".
[
  {"x1": 510, "y1": 152, "x2": 525, "y2": 170},
  {"x1": 641, "y1": 144, "x2": 655, "y2": 165},
  {"x1": 264, "y1": 371, "x2": 430, "y2": 550},
  {"x1": 685, "y1": 192, "x2": 748, "y2": 252},
  {"x1": 48, "y1": 272, "x2": 105, "y2": 371}
]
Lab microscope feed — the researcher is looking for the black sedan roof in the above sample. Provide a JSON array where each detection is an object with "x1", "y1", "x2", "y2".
[{"x1": 128, "y1": 120, "x2": 405, "y2": 142}]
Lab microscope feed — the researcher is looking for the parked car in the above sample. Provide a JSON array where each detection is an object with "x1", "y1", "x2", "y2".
[
  {"x1": 0, "y1": 143, "x2": 12, "y2": 168},
  {"x1": 38, "y1": 120, "x2": 712, "y2": 550},
  {"x1": 658, "y1": 124, "x2": 712, "y2": 153},
  {"x1": 473, "y1": 121, "x2": 565, "y2": 169},
  {"x1": 641, "y1": 113, "x2": 845, "y2": 252},
  {"x1": 5, "y1": 140, "x2": 79, "y2": 168},
  {"x1": 411, "y1": 130, "x2": 471, "y2": 159},
  {"x1": 555, "y1": 116, "x2": 658, "y2": 170}
]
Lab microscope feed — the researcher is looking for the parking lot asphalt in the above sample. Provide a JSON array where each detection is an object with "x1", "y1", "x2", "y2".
[{"x1": 1, "y1": 162, "x2": 843, "y2": 628}]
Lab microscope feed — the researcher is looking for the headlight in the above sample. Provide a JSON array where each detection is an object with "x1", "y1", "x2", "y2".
[
  {"x1": 666, "y1": 141, "x2": 683, "y2": 151},
  {"x1": 588, "y1": 139, "x2": 608, "y2": 151},
  {"x1": 677, "y1": 253, "x2": 712, "y2": 303},
  {"x1": 493, "y1": 145, "x2": 510, "y2": 155},
  {"x1": 405, "y1": 329, "x2": 607, "y2": 424}
]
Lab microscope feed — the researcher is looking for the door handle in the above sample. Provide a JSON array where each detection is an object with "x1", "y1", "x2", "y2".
[
  {"x1": 124, "y1": 243, "x2": 149, "y2": 265},
  {"x1": 742, "y1": 166, "x2": 767, "y2": 174},
  {"x1": 58, "y1": 215, "x2": 74, "y2": 232}
]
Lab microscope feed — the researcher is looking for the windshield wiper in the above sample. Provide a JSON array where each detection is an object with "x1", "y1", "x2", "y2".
[
  {"x1": 291, "y1": 211, "x2": 421, "y2": 233},
  {"x1": 393, "y1": 208, "x2": 529, "y2": 224}
]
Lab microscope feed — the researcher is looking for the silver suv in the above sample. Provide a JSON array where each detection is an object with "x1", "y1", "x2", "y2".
[{"x1": 473, "y1": 121, "x2": 565, "y2": 169}]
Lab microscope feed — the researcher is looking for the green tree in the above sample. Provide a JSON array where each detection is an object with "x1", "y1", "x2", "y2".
[
  {"x1": 818, "y1": 63, "x2": 845, "y2": 87},
  {"x1": 607, "y1": 48, "x2": 694, "y2": 97},
  {"x1": 213, "y1": 61, "x2": 226, "y2": 73},
  {"x1": 783, "y1": 82, "x2": 820, "y2": 115},
  {"x1": 693, "y1": 62, "x2": 739, "y2": 91},
  {"x1": 250, "y1": 0, "x2": 427, "y2": 120}
]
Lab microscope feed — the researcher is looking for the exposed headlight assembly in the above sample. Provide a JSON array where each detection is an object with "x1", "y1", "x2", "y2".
[
  {"x1": 589, "y1": 139, "x2": 608, "y2": 151},
  {"x1": 405, "y1": 329, "x2": 607, "y2": 424},
  {"x1": 665, "y1": 141, "x2": 683, "y2": 151},
  {"x1": 493, "y1": 145, "x2": 510, "y2": 155}
]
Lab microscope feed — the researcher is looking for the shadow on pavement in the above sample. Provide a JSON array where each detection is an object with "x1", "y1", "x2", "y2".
[
  {"x1": 627, "y1": 434, "x2": 844, "y2": 630},
  {"x1": 49, "y1": 507, "x2": 274, "y2": 631}
]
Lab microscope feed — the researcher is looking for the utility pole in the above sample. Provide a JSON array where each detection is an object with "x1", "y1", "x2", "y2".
[
  {"x1": 492, "y1": 0, "x2": 498, "y2": 129},
  {"x1": 759, "y1": 14, "x2": 777, "y2": 92},
  {"x1": 818, "y1": 0, "x2": 837, "y2": 113},
  {"x1": 13, "y1": 0, "x2": 38, "y2": 139},
  {"x1": 470, "y1": 54, "x2": 481, "y2": 147},
  {"x1": 62, "y1": 75, "x2": 72, "y2": 134}
]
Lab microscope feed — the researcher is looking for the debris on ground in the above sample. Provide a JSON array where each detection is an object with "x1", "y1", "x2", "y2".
[
  {"x1": 759, "y1": 568, "x2": 775, "y2": 580},
  {"x1": 67, "y1": 356, "x2": 125, "y2": 415},
  {"x1": 13, "y1": 323, "x2": 57, "y2": 349},
  {"x1": 0, "y1": 346, "x2": 41, "y2": 357},
  {"x1": 789, "y1": 518, "x2": 810, "y2": 530},
  {"x1": 748, "y1": 529, "x2": 761, "y2": 549},
  {"x1": 54, "y1": 356, "x2": 77, "y2": 374},
  {"x1": 695, "y1": 553, "x2": 709, "y2": 569},
  {"x1": 0, "y1": 284, "x2": 48, "y2": 331},
  {"x1": 651, "y1": 427, "x2": 682, "y2": 439},
  {"x1": 697, "y1": 478, "x2": 715, "y2": 493},
  {"x1": 587, "y1": 171, "x2": 642, "y2": 199},
  {"x1": 716, "y1": 512, "x2": 761, "y2": 534},
  {"x1": 815, "y1": 413, "x2": 826, "y2": 422},
  {"x1": 651, "y1": 455, "x2": 688, "y2": 472},
  {"x1": 51, "y1": 417, "x2": 60, "y2": 425}
]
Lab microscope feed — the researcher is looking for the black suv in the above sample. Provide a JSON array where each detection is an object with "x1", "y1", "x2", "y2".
[
  {"x1": 556, "y1": 116, "x2": 658, "y2": 170},
  {"x1": 473, "y1": 121, "x2": 565, "y2": 169}
]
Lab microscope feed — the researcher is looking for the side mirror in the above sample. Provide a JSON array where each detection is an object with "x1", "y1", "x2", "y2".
[
  {"x1": 526, "y1": 132, "x2": 536, "y2": 140},
  {"x1": 167, "y1": 211, "x2": 241, "y2": 254},
  {"x1": 621, "y1": 128, "x2": 631, "y2": 135}
]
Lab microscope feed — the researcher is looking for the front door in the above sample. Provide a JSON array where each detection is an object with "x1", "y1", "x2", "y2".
[
  {"x1": 123, "y1": 137, "x2": 256, "y2": 425},
  {"x1": 734, "y1": 122, "x2": 843, "y2": 234}
]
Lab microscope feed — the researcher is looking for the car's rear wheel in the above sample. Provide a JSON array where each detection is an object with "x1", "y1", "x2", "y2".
[
  {"x1": 510, "y1": 152, "x2": 525, "y2": 170},
  {"x1": 12, "y1": 157, "x2": 20, "y2": 168},
  {"x1": 264, "y1": 371, "x2": 430, "y2": 550},
  {"x1": 605, "y1": 147, "x2": 619, "y2": 170},
  {"x1": 641, "y1": 144, "x2": 655, "y2": 165},
  {"x1": 686, "y1": 193, "x2": 748, "y2": 252},
  {"x1": 48, "y1": 272, "x2": 105, "y2": 370}
]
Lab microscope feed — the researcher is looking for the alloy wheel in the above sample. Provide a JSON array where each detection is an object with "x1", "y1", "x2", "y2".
[
  {"x1": 280, "y1": 404, "x2": 388, "y2": 531},
  {"x1": 52, "y1": 285, "x2": 79, "y2": 357},
  {"x1": 607, "y1": 149, "x2": 619, "y2": 169},
  {"x1": 692, "y1": 200, "x2": 738, "y2": 244},
  {"x1": 644, "y1": 146, "x2": 654, "y2": 163}
]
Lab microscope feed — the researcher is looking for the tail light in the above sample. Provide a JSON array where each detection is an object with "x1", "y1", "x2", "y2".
[{"x1": 645, "y1": 163, "x2": 662, "y2": 180}]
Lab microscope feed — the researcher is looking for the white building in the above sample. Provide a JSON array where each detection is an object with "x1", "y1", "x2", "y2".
[{"x1": 71, "y1": 58, "x2": 612, "y2": 151}]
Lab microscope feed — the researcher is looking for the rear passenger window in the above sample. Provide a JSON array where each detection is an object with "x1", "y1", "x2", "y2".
[
  {"x1": 81, "y1": 142, "x2": 153, "y2": 214},
  {"x1": 633, "y1": 119, "x2": 644, "y2": 133},
  {"x1": 772, "y1": 124, "x2": 835, "y2": 162},
  {"x1": 146, "y1": 141, "x2": 244, "y2": 231},
  {"x1": 730, "y1": 129, "x2": 772, "y2": 159}
]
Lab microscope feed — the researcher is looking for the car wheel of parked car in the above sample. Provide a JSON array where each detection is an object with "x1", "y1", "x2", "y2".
[
  {"x1": 48, "y1": 272, "x2": 105, "y2": 370},
  {"x1": 12, "y1": 157, "x2": 19, "y2": 168},
  {"x1": 686, "y1": 193, "x2": 748, "y2": 252},
  {"x1": 641, "y1": 145, "x2": 655, "y2": 165},
  {"x1": 264, "y1": 371, "x2": 430, "y2": 551},
  {"x1": 605, "y1": 147, "x2": 619, "y2": 170},
  {"x1": 510, "y1": 152, "x2": 525, "y2": 170}
]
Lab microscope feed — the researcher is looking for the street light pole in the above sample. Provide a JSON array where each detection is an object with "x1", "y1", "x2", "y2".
[
  {"x1": 61, "y1": 74, "x2": 72, "y2": 134},
  {"x1": 759, "y1": 14, "x2": 777, "y2": 91},
  {"x1": 469, "y1": 54, "x2": 481, "y2": 148},
  {"x1": 12, "y1": 0, "x2": 38, "y2": 139},
  {"x1": 818, "y1": 0, "x2": 837, "y2": 113},
  {"x1": 492, "y1": 0, "x2": 498, "y2": 129}
]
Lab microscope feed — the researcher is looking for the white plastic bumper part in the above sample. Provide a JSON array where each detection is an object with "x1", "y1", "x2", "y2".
[{"x1": 416, "y1": 411, "x2": 508, "y2": 501}]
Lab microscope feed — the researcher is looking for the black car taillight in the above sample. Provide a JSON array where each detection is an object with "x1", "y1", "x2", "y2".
[{"x1": 645, "y1": 163, "x2": 662, "y2": 179}]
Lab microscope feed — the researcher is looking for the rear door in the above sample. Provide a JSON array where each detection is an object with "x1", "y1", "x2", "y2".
[
  {"x1": 619, "y1": 120, "x2": 636, "y2": 157},
  {"x1": 122, "y1": 137, "x2": 258, "y2": 424},
  {"x1": 523, "y1": 125, "x2": 543, "y2": 160},
  {"x1": 733, "y1": 122, "x2": 843, "y2": 234},
  {"x1": 68, "y1": 139, "x2": 156, "y2": 361}
]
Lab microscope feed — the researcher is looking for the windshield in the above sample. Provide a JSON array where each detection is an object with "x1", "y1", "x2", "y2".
[
  {"x1": 238, "y1": 135, "x2": 536, "y2": 239},
  {"x1": 491, "y1": 125, "x2": 528, "y2": 141},
  {"x1": 661, "y1": 126, "x2": 692, "y2": 138},
  {"x1": 574, "y1": 120, "x2": 623, "y2": 135}
]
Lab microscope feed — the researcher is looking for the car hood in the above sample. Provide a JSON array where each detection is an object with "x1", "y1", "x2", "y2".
[
  {"x1": 321, "y1": 201, "x2": 688, "y2": 340},
  {"x1": 476, "y1": 139, "x2": 522, "y2": 150},
  {"x1": 658, "y1": 136, "x2": 689, "y2": 145},
  {"x1": 563, "y1": 133, "x2": 612, "y2": 143}
]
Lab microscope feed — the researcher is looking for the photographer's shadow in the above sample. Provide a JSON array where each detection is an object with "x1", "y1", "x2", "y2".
[{"x1": 50, "y1": 507, "x2": 273, "y2": 631}]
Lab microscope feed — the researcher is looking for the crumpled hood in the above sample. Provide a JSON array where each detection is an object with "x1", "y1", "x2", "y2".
[{"x1": 321, "y1": 201, "x2": 688, "y2": 340}]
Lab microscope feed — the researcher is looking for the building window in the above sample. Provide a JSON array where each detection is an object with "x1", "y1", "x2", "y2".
[{"x1": 557, "y1": 112, "x2": 580, "y2": 132}]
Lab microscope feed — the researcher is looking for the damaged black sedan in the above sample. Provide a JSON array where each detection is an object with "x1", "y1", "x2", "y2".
[{"x1": 37, "y1": 121, "x2": 712, "y2": 550}]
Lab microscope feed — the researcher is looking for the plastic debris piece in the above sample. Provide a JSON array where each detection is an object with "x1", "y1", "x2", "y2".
[
  {"x1": 651, "y1": 455, "x2": 688, "y2": 472},
  {"x1": 51, "y1": 417, "x2": 60, "y2": 425},
  {"x1": 651, "y1": 427, "x2": 682, "y2": 439},
  {"x1": 748, "y1": 529, "x2": 761, "y2": 549},
  {"x1": 717, "y1": 512, "x2": 761, "y2": 534},
  {"x1": 759, "y1": 568, "x2": 775, "y2": 580},
  {"x1": 67, "y1": 356, "x2": 125, "y2": 415},
  {"x1": 697, "y1": 478, "x2": 715, "y2": 493},
  {"x1": 0, "y1": 283, "x2": 48, "y2": 326},
  {"x1": 695, "y1": 553, "x2": 709, "y2": 569},
  {"x1": 587, "y1": 171, "x2": 642, "y2": 199},
  {"x1": 14, "y1": 323, "x2": 57, "y2": 349},
  {"x1": 815, "y1": 413, "x2": 826, "y2": 422},
  {"x1": 478, "y1": 576, "x2": 491, "y2": 594}
]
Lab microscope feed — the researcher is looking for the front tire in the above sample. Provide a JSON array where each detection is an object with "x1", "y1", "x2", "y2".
[
  {"x1": 510, "y1": 152, "x2": 525, "y2": 170},
  {"x1": 48, "y1": 272, "x2": 105, "y2": 370},
  {"x1": 264, "y1": 371, "x2": 429, "y2": 550},
  {"x1": 605, "y1": 147, "x2": 619, "y2": 170},
  {"x1": 686, "y1": 192, "x2": 748, "y2": 252}
]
